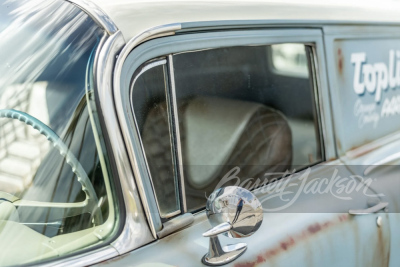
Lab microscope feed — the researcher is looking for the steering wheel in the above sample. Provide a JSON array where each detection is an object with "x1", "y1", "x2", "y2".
[{"x1": 0, "y1": 109, "x2": 102, "y2": 225}]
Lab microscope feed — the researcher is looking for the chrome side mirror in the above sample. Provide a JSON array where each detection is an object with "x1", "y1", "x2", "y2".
[{"x1": 202, "y1": 186, "x2": 263, "y2": 266}]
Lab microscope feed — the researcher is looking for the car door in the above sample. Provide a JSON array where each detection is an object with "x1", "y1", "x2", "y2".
[
  {"x1": 324, "y1": 25, "x2": 400, "y2": 267},
  {"x1": 107, "y1": 27, "x2": 390, "y2": 266}
]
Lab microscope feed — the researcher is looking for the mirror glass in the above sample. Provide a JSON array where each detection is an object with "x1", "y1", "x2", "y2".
[{"x1": 206, "y1": 186, "x2": 263, "y2": 238}]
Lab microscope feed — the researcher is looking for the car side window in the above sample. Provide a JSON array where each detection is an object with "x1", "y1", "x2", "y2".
[
  {"x1": 0, "y1": 0, "x2": 118, "y2": 265},
  {"x1": 131, "y1": 60, "x2": 181, "y2": 218},
  {"x1": 131, "y1": 43, "x2": 323, "y2": 214}
]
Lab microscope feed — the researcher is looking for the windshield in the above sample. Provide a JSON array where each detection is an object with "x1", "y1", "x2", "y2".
[{"x1": 0, "y1": 0, "x2": 117, "y2": 265}]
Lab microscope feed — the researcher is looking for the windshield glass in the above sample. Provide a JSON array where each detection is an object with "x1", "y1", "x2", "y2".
[{"x1": 0, "y1": 0, "x2": 117, "y2": 265}]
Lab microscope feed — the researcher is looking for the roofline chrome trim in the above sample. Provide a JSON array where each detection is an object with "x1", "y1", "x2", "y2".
[
  {"x1": 179, "y1": 20, "x2": 400, "y2": 33},
  {"x1": 66, "y1": 0, "x2": 118, "y2": 35},
  {"x1": 116, "y1": 23, "x2": 182, "y2": 70},
  {"x1": 96, "y1": 30, "x2": 155, "y2": 254},
  {"x1": 113, "y1": 23, "x2": 182, "y2": 237}
]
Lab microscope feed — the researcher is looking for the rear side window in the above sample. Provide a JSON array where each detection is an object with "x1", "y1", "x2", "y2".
[{"x1": 131, "y1": 43, "x2": 323, "y2": 214}]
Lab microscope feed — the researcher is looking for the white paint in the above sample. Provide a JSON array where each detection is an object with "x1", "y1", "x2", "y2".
[
  {"x1": 353, "y1": 99, "x2": 379, "y2": 129},
  {"x1": 381, "y1": 94, "x2": 400, "y2": 117},
  {"x1": 351, "y1": 50, "x2": 400, "y2": 103}
]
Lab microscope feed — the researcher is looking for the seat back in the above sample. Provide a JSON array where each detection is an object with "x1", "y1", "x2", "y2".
[{"x1": 142, "y1": 96, "x2": 292, "y2": 210}]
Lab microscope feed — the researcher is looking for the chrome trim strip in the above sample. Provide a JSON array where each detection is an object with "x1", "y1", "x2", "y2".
[
  {"x1": 168, "y1": 54, "x2": 187, "y2": 213},
  {"x1": 349, "y1": 202, "x2": 389, "y2": 215},
  {"x1": 115, "y1": 23, "x2": 181, "y2": 75},
  {"x1": 129, "y1": 59, "x2": 181, "y2": 220},
  {"x1": 66, "y1": 0, "x2": 118, "y2": 35},
  {"x1": 96, "y1": 31, "x2": 155, "y2": 254},
  {"x1": 163, "y1": 209, "x2": 181, "y2": 219},
  {"x1": 131, "y1": 59, "x2": 167, "y2": 87},
  {"x1": 163, "y1": 61, "x2": 183, "y2": 218},
  {"x1": 113, "y1": 23, "x2": 182, "y2": 236},
  {"x1": 309, "y1": 45, "x2": 327, "y2": 160},
  {"x1": 157, "y1": 213, "x2": 194, "y2": 238}
]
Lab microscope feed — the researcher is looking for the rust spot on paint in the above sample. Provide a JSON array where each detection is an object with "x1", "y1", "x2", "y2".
[
  {"x1": 347, "y1": 140, "x2": 377, "y2": 158},
  {"x1": 336, "y1": 139, "x2": 342, "y2": 152},
  {"x1": 256, "y1": 255, "x2": 266, "y2": 263},
  {"x1": 234, "y1": 214, "x2": 349, "y2": 267},
  {"x1": 280, "y1": 237, "x2": 295, "y2": 251},
  {"x1": 265, "y1": 248, "x2": 279, "y2": 259},
  {"x1": 235, "y1": 262, "x2": 256, "y2": 267},
  {"x1": 338, "y1": 214, "x2": 348, "y2": 222},
  {"x1": 307, "y1": 223, "x2": 322, "y2": 234},
  {"x1": 338, "y1": 48, "x2": 344, "y2": 75}
]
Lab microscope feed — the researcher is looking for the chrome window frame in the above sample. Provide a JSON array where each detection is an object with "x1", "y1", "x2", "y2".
[
  {"x1": 66, "y1": 0, "x2": 118, "y2": 35},
  {"x1": 94, "y1": 31, "x2": 155, "y2": 255},
  {"x1": 113, "y1": 23, "x2": 182, "y2": 239},
  {"x1": 114, "y1": 27, "x2": 336, "y2": 238},
  {"x1": 66, "y1": 0, "x2": 157, "y2": 261},
  {"x1": 167, "y1": 54, "x2": 188, "y2": 213},
  {"x1": 308, "y1": 44, "x2": 326, "y2": 163}
]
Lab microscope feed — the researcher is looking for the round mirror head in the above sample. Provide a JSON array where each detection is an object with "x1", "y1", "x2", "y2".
[{"x1": 206, "y1": 186, "x2": 263, "y2": 238}]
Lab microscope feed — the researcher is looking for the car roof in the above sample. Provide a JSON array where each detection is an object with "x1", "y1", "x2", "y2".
[{"x1": 93, "y1": 0, "x2": 400, "y2": 41}]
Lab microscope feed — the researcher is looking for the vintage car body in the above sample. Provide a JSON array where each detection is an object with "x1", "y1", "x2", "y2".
[{"x1": 0, "y1": 0, "x2": 400, "y2": 266}]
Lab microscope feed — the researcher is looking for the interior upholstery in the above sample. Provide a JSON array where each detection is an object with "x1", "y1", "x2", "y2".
[
  {"x1": 0, "y1": 82, "x2": 51, "y2": 196},
  {"x1": 142, "y1": 96, "x2": 292, "y2": 211}
]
